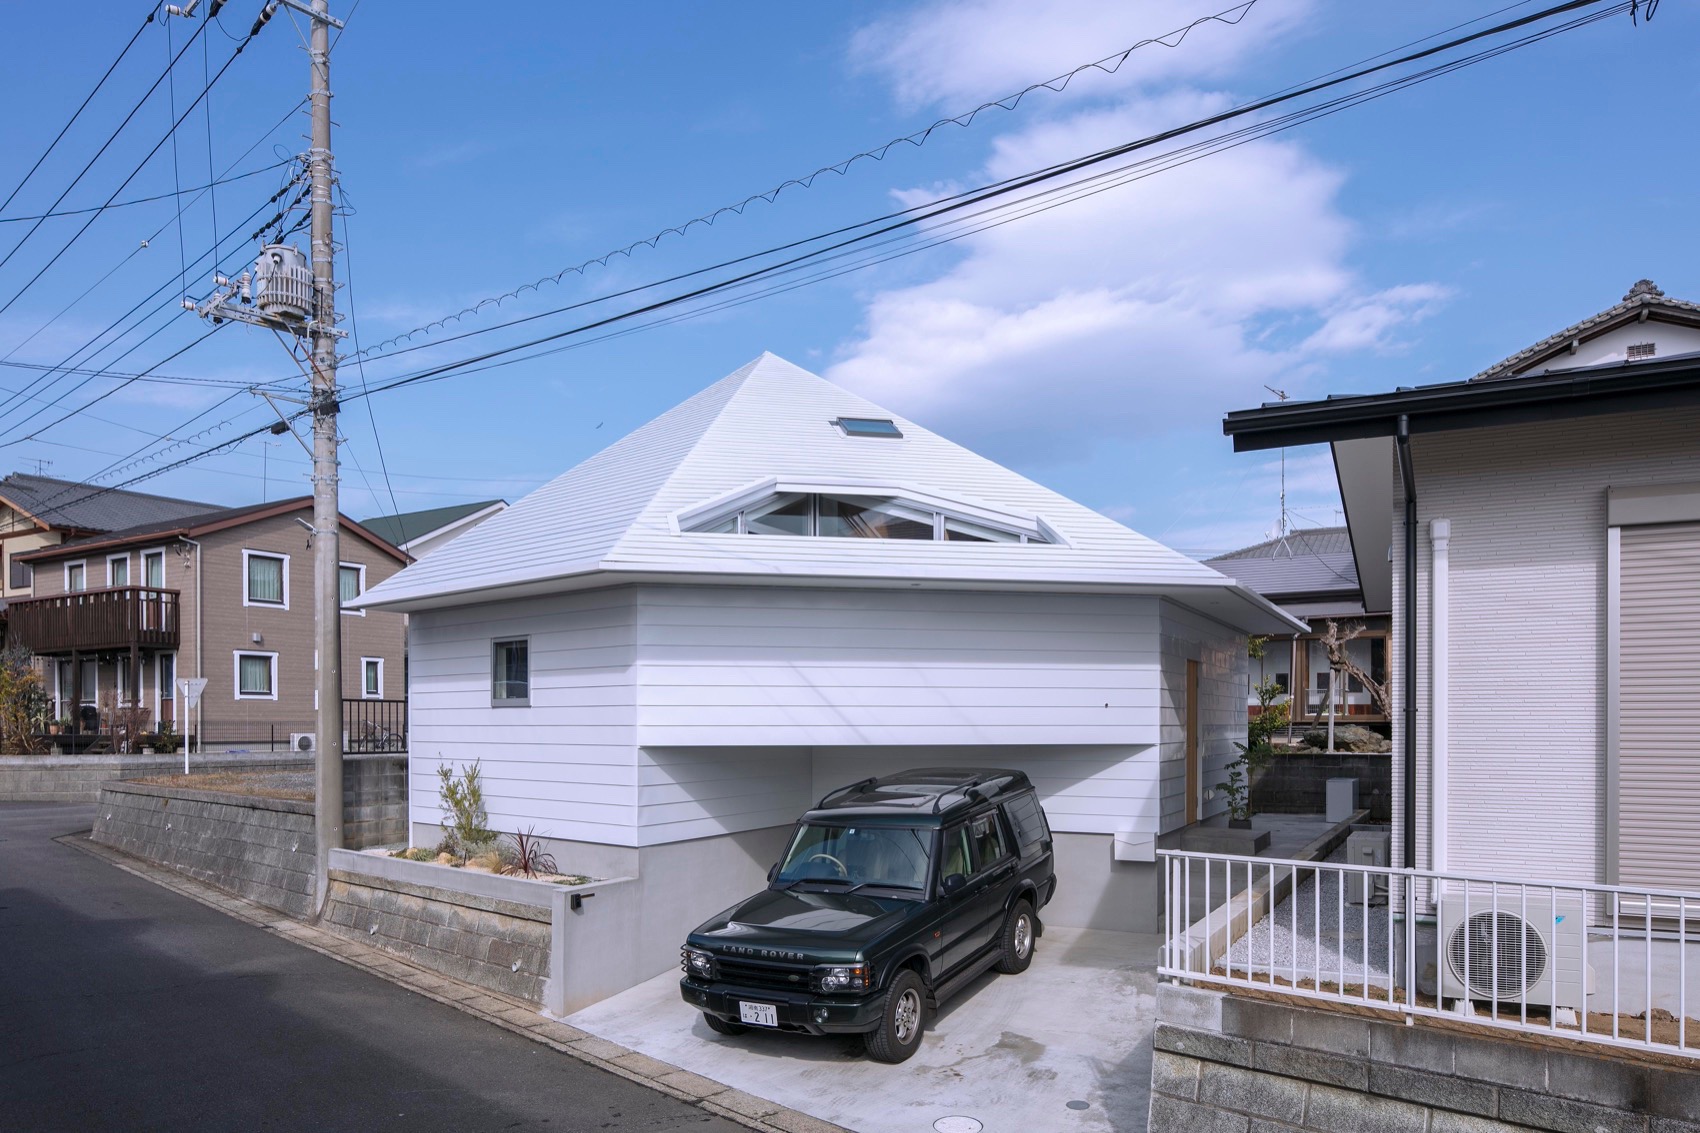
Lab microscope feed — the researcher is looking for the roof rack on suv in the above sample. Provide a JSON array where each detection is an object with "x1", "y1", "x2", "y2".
[
  {"x1": 933, "y1": 771, "x2": 1000, "y2": 813},
  {"x1": 816, "y1": 776, "x2": 878, "y2": 809}
]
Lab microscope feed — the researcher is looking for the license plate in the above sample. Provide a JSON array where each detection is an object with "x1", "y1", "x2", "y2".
[{"x1": 738, "y1": 1001, "x2": 778, "y2": 1027}]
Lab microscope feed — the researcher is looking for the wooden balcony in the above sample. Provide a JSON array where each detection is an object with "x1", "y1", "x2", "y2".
[{"x1": 6, "y1": 586, "x2": 181, "y2": 655}]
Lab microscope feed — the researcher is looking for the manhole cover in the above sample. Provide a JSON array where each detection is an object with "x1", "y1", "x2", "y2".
[
  {"x1": 933, "y1": 1118, "x2": 983, "y2": 1133},
  {"x1": 1066, "y1": 1100, "x2": 1091, "y2": 1111}
]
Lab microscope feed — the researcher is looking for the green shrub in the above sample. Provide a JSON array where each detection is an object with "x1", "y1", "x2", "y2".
[{"x1": 436, "y1": 758, "x2": 494, "y2": 863}]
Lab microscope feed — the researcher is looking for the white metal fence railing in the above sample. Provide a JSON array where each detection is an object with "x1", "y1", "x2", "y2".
[{"x1": 1158, "y1": 848, "x2": 1700, "y2": 1061}]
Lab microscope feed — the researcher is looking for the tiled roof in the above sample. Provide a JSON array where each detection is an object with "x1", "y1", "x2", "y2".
[
  {"x1": 1469, "y1": 280, "x2": 1700, "y2": 383},
  {"x1": 356, "y1": 353, "x2": 1302, "y2": 634},
  {"x1": 0, "y1": 472, "x2": 220, "y2": 532},
  {"x1": 360, "y1": 500, "x2": 505, "y2": 548},
  {"x1": 1207, "y1": 527, "x2": 1359, "y2": 600}
]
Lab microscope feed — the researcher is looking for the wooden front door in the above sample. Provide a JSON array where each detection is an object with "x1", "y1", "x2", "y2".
[{"x1": 1185, "y1": 659, "x2": 1200, "y2": 825}]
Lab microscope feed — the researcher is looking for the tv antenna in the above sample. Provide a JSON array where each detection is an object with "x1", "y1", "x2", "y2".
[{"x1": 1263, "y1": 385, "x2": 1292, "y2": 555}]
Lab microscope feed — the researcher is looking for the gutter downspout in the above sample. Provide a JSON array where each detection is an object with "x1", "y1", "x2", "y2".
[
  {"x1": 181, "y1": 536, "x2": 202, "y2": 768},
  {"x1": 1430, "y1": 518, "x2": 1450, "y2": 874},
  {"x1": 1396, "y1": 416, "x2": 1418, "y2": 873}
]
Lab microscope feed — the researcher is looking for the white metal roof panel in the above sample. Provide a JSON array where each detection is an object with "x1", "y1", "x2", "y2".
[{"x1": 357, "y1": 354, "x2": 1302, "y2": 633}]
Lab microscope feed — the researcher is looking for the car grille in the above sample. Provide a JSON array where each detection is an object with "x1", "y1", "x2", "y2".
[{"x1": 714, "y1": 957, "x2": 812, "y2": 992}]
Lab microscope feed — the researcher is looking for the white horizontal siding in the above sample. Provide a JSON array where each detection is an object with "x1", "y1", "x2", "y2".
[
  {"x1": 407, "y1": 589, "x2": 641, "y2": 846},
  {"x1": 1156, "y1": 600, "x2": 1248, "y2": 832},
  {"x1": 1399, "y1": 406, "x2": 1700, "y2": 885},
  {"x1": 634, "y1": 585, "x2": 1161, "y2": 748},
  {"x1": 635, "y1": 747, "x2": 813, "y2": 846}
]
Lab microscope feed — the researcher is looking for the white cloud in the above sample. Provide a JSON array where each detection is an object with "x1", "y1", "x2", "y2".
[
  {"x1": 829, "y1": 2, "x2": 1446, "y2": 467},
  {"x1": 850, "y1": 0, "x2": 1312, "y2": 111}
]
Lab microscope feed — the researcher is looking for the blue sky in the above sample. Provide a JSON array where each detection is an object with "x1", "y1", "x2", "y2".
[{"x1": 1, "y1": 0, "x2": 1694, "y2": 555}]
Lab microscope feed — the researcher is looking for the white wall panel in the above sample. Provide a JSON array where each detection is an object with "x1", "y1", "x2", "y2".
[
  {"x1": 1398, "y1": 407, "x2": 1700, "y2": 885},
  {"x1": 635, "y1": 586, "x2": 1162, "y2": 748}
]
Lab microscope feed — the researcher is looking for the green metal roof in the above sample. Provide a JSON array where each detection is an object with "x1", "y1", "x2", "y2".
[{"x1": 359, "y1": 500, "x2": 504, "y2": 548}]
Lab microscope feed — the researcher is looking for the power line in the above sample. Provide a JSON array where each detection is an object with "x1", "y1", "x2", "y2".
[
  {"x1": 0, "y1": 12, "x2": 209, "y2": 275},
  {"x1": 353, "y1": 0, "x2": 1269, "y2": 360},
  {"x1": 36, "y1": 0, "x2": 1645, "y2": 513},
  {"x1": 0, "y1": 173, "x2": 305, "y2": 432},
  {"x1": 336, "y1": 187, "x2": 398, "y2": 517},
  {"x1": 334, "y1": 0, "x2": 1639, "y2": 405},
  {"x1": 0, "y1": 7, "x2": 158, "y2": 218},
  {"x1": 0, "y1": 100, "x2": 304, "y2": 364},
  {"x1": 0, "y1": 160, "x2": 293, "y2": 224},
  {"x1": 0, "y1": 6, "x2": 277, "y2": 320}
]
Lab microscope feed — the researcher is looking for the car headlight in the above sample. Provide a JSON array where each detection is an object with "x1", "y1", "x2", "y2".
[
  {"x1": 681, "y1": 947, "x2": 715, "y2": 979},
  {"x1": 814, "y1": 964, "x2": 869, "y2": 992}
]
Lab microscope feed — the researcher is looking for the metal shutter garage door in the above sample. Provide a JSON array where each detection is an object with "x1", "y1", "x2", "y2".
[{"x1": 1619, "y1": 521, "x2": 1700, "y2": 891}]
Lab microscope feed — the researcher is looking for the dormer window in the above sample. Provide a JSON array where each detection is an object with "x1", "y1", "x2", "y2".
[
  {"x1": 683, "y1": 488, "x2": 1053, "y2": 544},
  {"x1": 835, "y1": 417, "x2": 903, "y2": 439}
]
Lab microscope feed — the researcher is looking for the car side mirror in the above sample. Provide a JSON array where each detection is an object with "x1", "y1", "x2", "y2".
[
  {"x1": 941, "y1": 873, "x2": 967, "y2": 895},
  {"x1": 767, "y1": 862, "x2": 780, "y2": 884}
]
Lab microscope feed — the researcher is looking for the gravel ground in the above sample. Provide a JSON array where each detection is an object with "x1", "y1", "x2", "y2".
[
  {"x1": 130, "y1": 770, "x2": 315, "y2": 800},
  {"x1": 1222, "y1": 849, "x2": 1395, "y2": 992}
]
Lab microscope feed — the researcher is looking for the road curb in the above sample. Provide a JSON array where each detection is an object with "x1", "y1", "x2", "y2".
[{"x1": 59, "y1": 831, "x2": 851, "y2": 1133}]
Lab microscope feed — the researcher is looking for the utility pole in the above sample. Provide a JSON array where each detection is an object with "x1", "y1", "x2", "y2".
[
  {"x1": 307, "y1": 0, "x2": 344, "y2": 916},
  {"x1": 183, "y1": 0, "x2": 345, "y2": 911}
]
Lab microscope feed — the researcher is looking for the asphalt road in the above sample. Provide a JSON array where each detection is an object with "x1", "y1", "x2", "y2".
[{"x1": 0, "y1": 802, "x2": 741, "y2": 1133}]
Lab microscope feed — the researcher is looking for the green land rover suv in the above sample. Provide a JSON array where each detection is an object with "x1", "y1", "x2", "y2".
[{"x1": 679, "y1": 768, "x2": 1056, "y2": 1063}]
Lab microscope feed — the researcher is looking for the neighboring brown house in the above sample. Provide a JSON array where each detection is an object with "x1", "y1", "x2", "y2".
[
  {"x1": 0, "y1": 472, "x2": 222, "y2": 608},
  {"x1": 12, "y1": 496, "x2": 408, "y2": 751}
]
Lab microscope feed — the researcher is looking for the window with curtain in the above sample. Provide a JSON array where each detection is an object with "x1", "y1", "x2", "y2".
[
  {"x1": 246, "y1": 553, "x2": 284, "y2": 605},
  {"x1": 237, "y1": 653, "x2": 274, "y2": 697},
  {"x1": 339, "y1": 564, "x2": 361, "y2": 605},
  {"x1": 143, "y1": 551, "x2": 164, "y2": 589},
  {"x1": 108, "y1": 557, "x2": 128, "y2": 587},
  {"x1": 66, "y1": 563, "x2": 85, "y2": 591},
  {"x1": 492, "y1": 639, "x2": 528, "y2": 703}
]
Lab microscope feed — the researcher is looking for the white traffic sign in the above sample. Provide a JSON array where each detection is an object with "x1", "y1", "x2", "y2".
[{"x1": 177, "y1": 677, "x2": 208, "y2": 708}]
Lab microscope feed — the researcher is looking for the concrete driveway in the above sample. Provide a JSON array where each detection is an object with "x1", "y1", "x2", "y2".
[{"x1": 567, "y1": 926, "x2": 1159, "y2": 1133}]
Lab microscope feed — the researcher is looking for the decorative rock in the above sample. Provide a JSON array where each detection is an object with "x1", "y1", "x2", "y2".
[{"x1": 1299, "y1": 725, "x2": 1390, "y2": 754}]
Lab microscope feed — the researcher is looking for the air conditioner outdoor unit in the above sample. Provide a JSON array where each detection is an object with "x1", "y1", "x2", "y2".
[
  {"x1": 290, "y1": 732, "x2": 316, "y2": 753},
  {"x1": 1438, "y1": 888, "x2": 1588, "y2": 1014},
  {"x1": 1343, "y1": 830, "x2": 1390, "y2": 905}
]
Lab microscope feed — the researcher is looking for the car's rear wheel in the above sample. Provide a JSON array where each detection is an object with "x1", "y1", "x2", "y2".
[
  {"x1": 864, "y1": 969, "x2": 926, "y2": 1063},
  {"x1": 703, "y1": 1013, "x2": 748, "y2": 1036},
  {"x1": 995, "y1": 900, "x2": 1036, "y2": 974}
]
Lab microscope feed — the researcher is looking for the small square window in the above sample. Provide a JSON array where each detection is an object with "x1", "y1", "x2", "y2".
[
  {"x1": 9, "y1": 558, "x2": 32, "y2": 590},
  {"x1": 236, "y1": 652, "x2": 277, "y2": 699},
  {"x1": 245, "y1": 552, "x2": 287, "y2": 606},
  {"x1": 493, "y1": 639, "x2": 529, "y2": 705},
  {"x1": 834, "y1": 417, "x2": 903, "y2": 439}
]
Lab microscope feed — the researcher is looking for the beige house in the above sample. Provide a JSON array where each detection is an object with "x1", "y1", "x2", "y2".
[
  {"x1": 0, "y1": 472, "x2": 221, "y2": 607},
  {"x1": 13, "y1": 497, "x2": 409, "y2": 752}
]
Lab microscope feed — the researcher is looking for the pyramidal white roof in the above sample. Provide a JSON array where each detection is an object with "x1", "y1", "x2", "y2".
[{"x1": 356, "y1": 353, "x2": 1301, "y2": 633}]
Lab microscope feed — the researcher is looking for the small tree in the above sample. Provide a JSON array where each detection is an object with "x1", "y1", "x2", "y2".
[
  {"x1": 437, "y1": 759, "x2": 494, "y2": 863},
  {"x1": 0, "y1": 645, "x2": 48, "y2": 754},
  {"x1": 1218, "y1": 639, "x2": 1290, "y2": 823},
  {"x1": 1319, "y1": 619, "x2": 1390, "y2": 719}
]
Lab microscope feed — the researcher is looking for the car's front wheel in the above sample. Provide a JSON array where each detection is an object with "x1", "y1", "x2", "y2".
[
  {"x1": 703, "y1": 1013, "x2": 748, "y2": 1036},
  {"x1": 864, "y1": 969, "x2": 926, "y2": 1063},
  {"x1": 994, "y1": 900, "x2": 1036, "y2": 974}
]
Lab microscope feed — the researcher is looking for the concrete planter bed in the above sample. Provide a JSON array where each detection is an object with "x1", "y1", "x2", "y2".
[{"x1": 323, "y1": 847, "x2": 628, "y2": 1012}]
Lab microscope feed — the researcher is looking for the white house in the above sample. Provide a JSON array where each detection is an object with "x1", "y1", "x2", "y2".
[
  {"x1": 1224, "y1": 280, "x2": 1700, "y2": 892},
  {"x1": 356, "y1": 353, "x2": 1299, "y2": 973}
]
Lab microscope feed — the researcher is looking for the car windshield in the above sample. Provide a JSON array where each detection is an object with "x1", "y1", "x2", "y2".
[{"x1": 775, "y1": 823, "x2": 931, "y2": 892}]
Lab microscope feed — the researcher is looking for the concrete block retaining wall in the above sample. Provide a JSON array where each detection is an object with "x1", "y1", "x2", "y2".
[
  {"x1": 1253, "y1": 754, "x2": 1392, "y2": 823},
  {"x1": 1, "y1": 753, "x2": 311, "y2": 804},
  {"x1": 321, "y1": 856, "x2": 551, "y2": 1002},
  {"x1": 1148, "y1": 982, "x2": 1700, "y2": 1133},
  {"x1": 93, "y1": 782, "x2": 318, "y2": 918}
]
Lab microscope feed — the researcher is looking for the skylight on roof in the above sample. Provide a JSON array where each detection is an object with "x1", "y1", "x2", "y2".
[{"x1": 834, "y1": 417, "x2": 902, "y2": 439}]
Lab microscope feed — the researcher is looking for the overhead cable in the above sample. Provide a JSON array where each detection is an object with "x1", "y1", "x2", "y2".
[{"x1": 352, "y1": 0, "x2": 1267, "y2": 360}]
